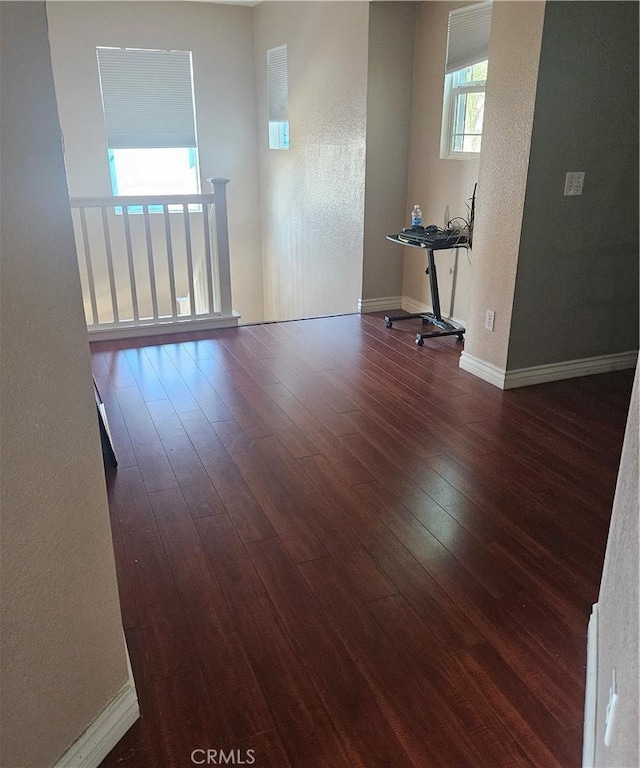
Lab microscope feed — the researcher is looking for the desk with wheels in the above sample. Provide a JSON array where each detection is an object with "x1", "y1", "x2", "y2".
[{"x1": 384, "y1": 234, "x2": 467, "y2": 346}]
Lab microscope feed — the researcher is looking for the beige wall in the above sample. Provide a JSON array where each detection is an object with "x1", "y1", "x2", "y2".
[
  {"x1": 46, "y1": 1, "x2": 265, "y2": 323},
  {"x1": 253, "y1": 1, "x2": 369, "y2": 321},
  {"x1": 461, "y1": 0, "x2": 546, "y2": 369},
  {"x1": 403, "y1": 1, "x2": 481, "y2": 320},
  {"x1": 0, "y1": 3, "x2": 130, "y2": 766},
  {"x1": 361, "y1": 2, "x2": 415, "y2": 303},
  {"x1": 595, "y1": 362, "x2": 639, "y2": 766}
]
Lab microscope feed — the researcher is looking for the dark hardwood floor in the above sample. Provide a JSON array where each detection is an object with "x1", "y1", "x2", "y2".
[{"x1": 93, "y1": 313, "x2": 634, "y2": 768}]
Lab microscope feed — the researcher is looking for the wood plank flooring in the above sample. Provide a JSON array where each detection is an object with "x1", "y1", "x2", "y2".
[{"x1": 93, "y1": 313, "x2": 634, "y2": 768}]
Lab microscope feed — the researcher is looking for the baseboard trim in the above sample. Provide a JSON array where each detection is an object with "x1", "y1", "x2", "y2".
[
  {"x1": 357, "y1": 294, "x2": 467, "y2": 327},
  {"x1": 504, "y1": 350, "x2": 638, "y2": 389},
  {"x1": 459, "y1": 350, "x2": 638, "y2": 390},
  {"x1": 357, "y1": 296, "x2": 403, "y2": 313},
  {"x1": 87, "y1": 313, "x2": 241, "y2": 342},
  {"x1": 582, "y1": 603, "x2": 598, "y2": 768},
  {"x1": 400, "y1": 296, "x2": 465, "y2": 328},
  {"x1": 459, "y1": 351, "x2": 506, "y2": 389},
  {"x1": 56, "y1": 672, "x2": 139, "y2": 768}
]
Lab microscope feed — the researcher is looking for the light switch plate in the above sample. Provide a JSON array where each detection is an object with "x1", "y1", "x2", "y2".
[{"x1": 564, "y1": 172, "x2": 585, "y2": 196}]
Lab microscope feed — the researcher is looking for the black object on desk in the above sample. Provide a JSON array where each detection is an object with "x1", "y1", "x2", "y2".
[{"x1": 384, "y1": 231, "x2": 468, "y2": 346}]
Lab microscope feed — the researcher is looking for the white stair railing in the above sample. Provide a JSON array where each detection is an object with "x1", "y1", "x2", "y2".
[{"x1": 70, "y1": 178, "x2": 236, "y2": 338}]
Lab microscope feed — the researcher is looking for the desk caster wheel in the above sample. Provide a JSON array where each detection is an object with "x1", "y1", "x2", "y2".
[
  {"x1": 415, "y1": 337, "x2": 424, "y2": 347},
  {"x1": 384, "y1": 319, "x2": 393, "y2": 329}
]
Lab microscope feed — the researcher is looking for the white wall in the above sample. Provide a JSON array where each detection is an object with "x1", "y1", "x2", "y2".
[
  {"x1": 253, "y1": 1, "x2": 370, "y2": 322},
  {"x1": 47, "y1": 1, "x2": 265, "y2": 323},
  {"x1": 594, "y1": 362, "x2": 639, "y2": 767},
  {"x1": 0, "y1": 3, "x2": 131, "y2": 765}
]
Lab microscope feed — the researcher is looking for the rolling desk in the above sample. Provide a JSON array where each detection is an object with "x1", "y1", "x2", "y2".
[{"x1": 384, "y1": 233, "x2": 467, "y2": 346}]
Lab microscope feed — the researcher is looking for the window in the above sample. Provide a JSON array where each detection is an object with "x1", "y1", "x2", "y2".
[
  {"x1": 445, "y1": 60, "x2": 488, "y2": 155},
  {"x1": 441, "y1": 2, "x2": 493, "y2": 159},
  {"x1": 267, "y1": 45, "x2": 289, "y2": 150},
  {"x1": 108, "y1": 148, "x2": 199, "y2": 197},
  {"x1": 96, "y1": 46, "x2": 201, "y2": 208}
]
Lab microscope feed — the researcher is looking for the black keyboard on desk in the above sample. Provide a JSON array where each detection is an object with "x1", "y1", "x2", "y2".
[{"x1": 397, "y1": 226, "x2": 468, "y2": 249}]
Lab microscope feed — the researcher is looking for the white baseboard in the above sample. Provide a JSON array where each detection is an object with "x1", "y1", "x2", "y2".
[
  {"x1": 400, "y1": 296, "x2": 465, "y2": 328},
  {"x1": 459, "y1": 350, "x2": 638, "y2": 390},
  {"x1": 357, "y1": 296, "x2": 403, "y2": 313},
  {"x1": 87, "y1": 312, "x2": 240, "y2": 342},
  {"x1": 583, "y1": 603, "x2": 599, "y2": 768},
  {"x1": 56, "y1": 672, "x2": 139, "y2": 768},
  {"x1": 504, "y1": 350, "x2": 638, "y2": 389},
  {"x1": 459, "y1": 351, "x2": 506, "y2": 389},
  {"x1": 357, "y1": 294, "x2": 466, "y2": 327}
]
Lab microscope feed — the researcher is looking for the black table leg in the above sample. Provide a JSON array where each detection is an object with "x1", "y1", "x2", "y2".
[
  {"x1": 415, "y1": 248, "x2": 465, "y2": 345},
  {"x1": 427, "y1": 249, "x2": 442, "y2": 320}
]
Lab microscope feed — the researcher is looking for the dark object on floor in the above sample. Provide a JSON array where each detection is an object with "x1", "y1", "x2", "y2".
[{"x1": 94, "y1": 377, "x2": 117, "y2": 469}]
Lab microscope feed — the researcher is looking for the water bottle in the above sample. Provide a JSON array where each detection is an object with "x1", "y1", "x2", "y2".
[{"x1": 411, "y1": 204, "x2": 423, "y2": 228}]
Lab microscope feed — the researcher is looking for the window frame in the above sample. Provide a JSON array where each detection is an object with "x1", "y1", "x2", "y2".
[{"x1": 440, "y1": 62, "x2": 487, "y2": 160}]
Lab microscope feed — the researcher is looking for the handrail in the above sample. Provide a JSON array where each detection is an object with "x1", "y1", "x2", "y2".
[{"x1": 70, "y1": 193, "x2": 218, "y2": 208}]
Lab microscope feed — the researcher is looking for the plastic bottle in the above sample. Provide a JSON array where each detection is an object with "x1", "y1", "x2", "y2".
[{"x1": 411, "y1": 204, "x2": 423, "y2": 228}]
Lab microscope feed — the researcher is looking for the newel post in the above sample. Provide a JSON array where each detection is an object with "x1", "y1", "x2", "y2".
[{"x1": 207, "y1": 177, "x2": 232, "y2": 316}]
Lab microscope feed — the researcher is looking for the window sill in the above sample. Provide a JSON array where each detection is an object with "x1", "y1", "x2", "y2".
[{"x1": 439, "y1": 152, "x2": 482, "y2": 161}]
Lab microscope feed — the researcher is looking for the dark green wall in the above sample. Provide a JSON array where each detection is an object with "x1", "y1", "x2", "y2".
[{"x1": 507, "y1": 1, "x2": 639, "y2": 370}]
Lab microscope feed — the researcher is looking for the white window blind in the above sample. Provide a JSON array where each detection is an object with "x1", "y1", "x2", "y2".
[
  {"x1": 96, "y1": 47, "x2": 197, "y2": 148},
  {"x1": 445, "y1": 2, "x2": 493, "y2": 74},
  {"x1": 267, "y1": 45, "x2": 288, "y2": 122}
]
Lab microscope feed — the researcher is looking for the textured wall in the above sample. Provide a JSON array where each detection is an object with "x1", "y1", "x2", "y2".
[
  {"x1": 507, "y1": 1, "x2": 639, "y2": 369},
  {"x1": 461, "y1": 1, "x2": 546, "y2": 370},
  {"x1": 595, "y1": 362, "x2": 639, "y2": 766},
  {"x1": 0, "y1": 3, "x2": 129, "y2": 766},
  {"x1": 361, "y1": 2, "x2": 415, "y2": 302},
  {"x1": 47, "y1": 1, "x2": 265, "y2": 323},
  {"x1": 403, "y1": 0, "x2": 481, "y2": 320},
  {"x1": 253, "y1": 1, "x2": 369, "y2": 321}
]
